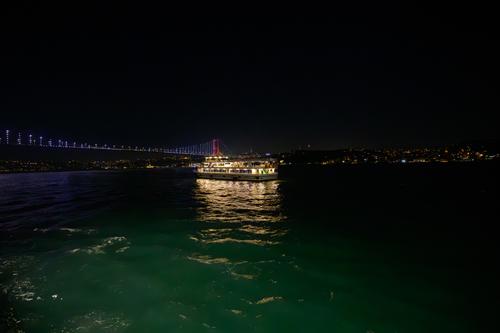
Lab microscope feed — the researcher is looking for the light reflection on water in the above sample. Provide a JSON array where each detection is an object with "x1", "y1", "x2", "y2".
[
  {"x1": 193, "y1": 179, "x2": 284, "y2": 223},
  {"x1": 191, "y1": 179, "x2": 287, "y2": 248},
  {"x1": 188, "y1": 179, "x2": 290, "y2": 292}
]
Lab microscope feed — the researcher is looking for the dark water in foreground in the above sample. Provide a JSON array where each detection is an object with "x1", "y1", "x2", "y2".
[{"x1": 1, "y1": 164, "x2": 498, "y2": 332}]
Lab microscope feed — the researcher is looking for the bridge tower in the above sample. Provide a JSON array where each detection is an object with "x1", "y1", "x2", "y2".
[{"x1": 211, "y1": 138, "x2": 221, "y2": 156}]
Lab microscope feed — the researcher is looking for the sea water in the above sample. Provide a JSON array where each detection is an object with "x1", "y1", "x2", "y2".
[{"x1": 1, "y1": 164, "x2": 498, "y2": 332}]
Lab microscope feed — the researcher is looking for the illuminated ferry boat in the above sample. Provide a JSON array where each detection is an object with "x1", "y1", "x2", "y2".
[{"x1": 195, "y1": 156, "x2": 278, "y2": 181}]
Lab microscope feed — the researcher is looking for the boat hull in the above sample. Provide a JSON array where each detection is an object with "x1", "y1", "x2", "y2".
[{"x1": 195, "y1": 172, "x2": 278, "y2": 181}]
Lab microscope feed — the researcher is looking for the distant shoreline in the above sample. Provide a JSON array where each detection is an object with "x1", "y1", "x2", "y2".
[
  {"x1": 1, "y1": 160, "x2": 498, "y2": 176},
  {"x1": 0, "y1": 166, "x2": 194, "y2": 175}
]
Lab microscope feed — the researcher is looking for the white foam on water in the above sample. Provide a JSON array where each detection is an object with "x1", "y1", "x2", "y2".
[
  {"x1": 187, "y1": 255, "x2": 230, "y2": 265},
  {"x1": 229, "y1": 309, "x2": 243, "y2": 315},
  {"x1": 256, "y1": 296, "x2": 283, "y2": 304},
  {"x1": 67, "y1": 236, "x2": 129, "y2": 255},
  {"x1": 230, "y1": 271, "x2": 256, "y2": 280},
  {"x1": 56, "y1": 311, "x2": 130, "y2": 332}
]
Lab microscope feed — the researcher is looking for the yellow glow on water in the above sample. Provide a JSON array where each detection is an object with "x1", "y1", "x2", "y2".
[
  {"x1": 191, "y1": 179, "x2": 286, "y2": 251},
  {"x1": 193, "y1": 179, "x2": 284, "y2": 223}
]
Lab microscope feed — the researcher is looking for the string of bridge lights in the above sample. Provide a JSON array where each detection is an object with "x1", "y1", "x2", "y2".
[{"x1": 1, "y1": 129, "x2": 219, "y2": 156}]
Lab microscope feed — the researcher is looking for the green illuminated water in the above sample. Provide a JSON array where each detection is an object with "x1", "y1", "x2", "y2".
[{"x1": 1, "y1": 164, "x2": 498, "y2": 332}]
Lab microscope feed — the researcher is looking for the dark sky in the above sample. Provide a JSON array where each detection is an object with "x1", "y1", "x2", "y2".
[{"x1": 1, "y1": 3, "x2": 498, "y2": 152}]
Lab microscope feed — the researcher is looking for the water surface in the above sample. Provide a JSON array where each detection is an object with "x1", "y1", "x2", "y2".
[{"x1": 1, "y1": 165, "x2": 498, "y2": 332}]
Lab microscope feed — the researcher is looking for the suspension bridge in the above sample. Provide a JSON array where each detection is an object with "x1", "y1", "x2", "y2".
[{"x1": 1, "y1": 129, "x2": 224, "y2": 156}]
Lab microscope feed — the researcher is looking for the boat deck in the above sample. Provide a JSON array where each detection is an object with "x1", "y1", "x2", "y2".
[{"x1": 195, "y1": 171, "x2": 278, "y2": 181}]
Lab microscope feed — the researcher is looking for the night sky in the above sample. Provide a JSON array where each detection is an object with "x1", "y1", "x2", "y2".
[{"x1": 1, "y1": 3, "x2": 498, "y2": 152}]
